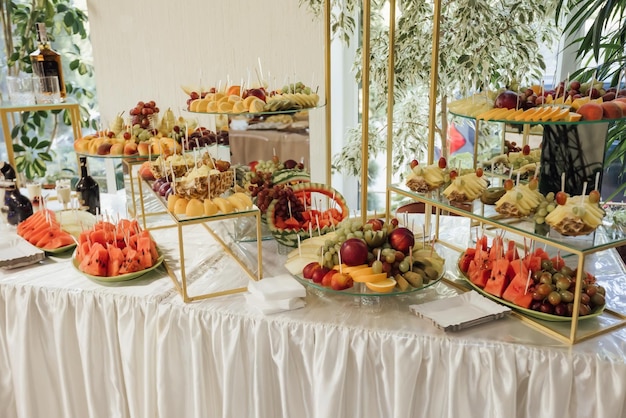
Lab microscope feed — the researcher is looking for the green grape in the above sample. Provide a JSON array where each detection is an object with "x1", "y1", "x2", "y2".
[
  {"x1": 385, "y1": 254, "x2": 396, "y2": 264},
  {"x1": 346, "y1": 233, "x2": 355, "y2": 240},
  {"x1": 399, "y1": 260, "x2": 410, "y2": 273},
  {"x1": 372, "y1": 260, "x2": 383, "y2": 274},
  {"x1": 546, "y1": 204, "x2": 556, "y2": 212},
  {"x1": 332, "y1": 254, "x2": 339, "y2": 266},
  {"x1": 354, "y1": 230, "x2": 364, "y2": 239},
  {"x1": 535, "y1": 216, "x2": 545, "y2": 225},
  {"x1": 546, "y1": 192, "x2": 555, "y2": 202},
  {"x1": 324, "y1": 252, "x2": 333, "y2": 262},
  {"x1": 536, "y1": 208, "x2": 548, "y2": 217}
]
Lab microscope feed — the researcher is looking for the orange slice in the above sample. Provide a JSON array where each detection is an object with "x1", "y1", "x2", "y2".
[
  {"x1": 365, "y1": 278, "x2": 397, "y2": 293},
  {"x1": 333, "y1": 264, "x2": 369, "y2": 274},
  {"x1": 352, "y1": 272, "x2": 388, "y2": 283}
]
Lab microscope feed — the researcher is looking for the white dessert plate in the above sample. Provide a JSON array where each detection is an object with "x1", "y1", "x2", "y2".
[{"x1": 409, "y1": 292, "x2": 511, "y2": 331}]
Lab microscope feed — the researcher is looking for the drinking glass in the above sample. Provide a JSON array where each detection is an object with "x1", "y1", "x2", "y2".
[
  {"x1": 6, "y1": 76, "x2": 35, "y2": 105},
  {"x1": 26, "y1": 180, "x2": 42, "y2": 206},
  {"x1": 56, "y1": 179, "x2": 71, "y2": 209},
  {"x1": 34, "y1": 76, "x2": 61, "y2": 104}
]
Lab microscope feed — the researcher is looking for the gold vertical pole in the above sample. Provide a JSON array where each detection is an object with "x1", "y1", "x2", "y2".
[
  {"x1": 324, "y1": 0, "x2": 332, "y2": 187},
  {"x1": 361, "y1": 0, "x2": 371, "y2": 224},
  {"x1": 427, "y1": 0, "x2": 442, "y2": 165},
  {"x1": 385, "y1": 0, "x2": 396, "y2": 218}
]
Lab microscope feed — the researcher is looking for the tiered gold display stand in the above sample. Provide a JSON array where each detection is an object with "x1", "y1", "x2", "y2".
[{"x1": 122, "y1": 158, "x2": 263, "y2": 303}]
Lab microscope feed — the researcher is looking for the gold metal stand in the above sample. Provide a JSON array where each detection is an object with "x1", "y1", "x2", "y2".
[
  {"x1": 1, "y1": 101, "x2": 82, "y2": 186},
  {"x1": 122, "y1": 158, "x2": 263, "y2": 302}
]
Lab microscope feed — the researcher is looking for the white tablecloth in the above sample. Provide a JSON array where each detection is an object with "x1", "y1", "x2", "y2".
[{"x1": 2, "y1": 193, "x2": 626, "y2": 418}]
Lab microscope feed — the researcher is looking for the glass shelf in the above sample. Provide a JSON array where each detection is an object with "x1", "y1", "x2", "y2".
[
  {"x1": 184, "y1": 105, "x2": 324, "y2": 117},
  {"x1": 449, "y1": 110, "x2": 625, "y2": 126},
  {"x1": 389, "y1": 183, "x2": 626, "y2": 254}
]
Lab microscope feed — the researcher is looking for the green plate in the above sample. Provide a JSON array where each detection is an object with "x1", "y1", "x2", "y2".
[
  {"x1": 457, "y1": 253, "x2": 604, "y2": 322},
  {"x1": 43, "y1": 242, "x2": 77, "y2": 255},
  {"x1": 72, "y1": 252, "x2": 164, "y2": 282},
  {"x1": 292, "y1": 263, "x2": 444, "y2": 297}
]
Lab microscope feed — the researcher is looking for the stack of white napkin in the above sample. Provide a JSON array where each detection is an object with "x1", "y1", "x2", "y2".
[{"x1": 245, "y1": 274, "x2": 307, "y2": 314}]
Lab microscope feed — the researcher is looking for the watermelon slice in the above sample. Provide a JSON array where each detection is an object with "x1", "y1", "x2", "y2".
[
  {"x1": 79, "y1": 243, "x2": 109, "y2": 277},
  {"x1": 119, "y1": 248, "x2": 143, "y2": 274},
  {"x1": 106, "y1": 245, "x2": 124, "y2": 277},
  {"x1": 505, "y1": 240, "x2": 519, "y2": 261},
  {"x1": 484, "y1": 258, "x2": 510, "y2": 298},
  {"x1": 489, "y1": 236, "x2": 504, "y2": 261},
  {"x1": 533, "y1": 247, "x2": 550, "y2": 261},
  {"x1": 136, "y1": 236, "x2": 154, "y2": 269},
  {"x1": 502, "y1": 272, "x2": 534, "y2": 308}
]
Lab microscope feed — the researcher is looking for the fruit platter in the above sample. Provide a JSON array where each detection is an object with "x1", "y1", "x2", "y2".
[
  {"x1": 457, "y1": 234, "x2": 606, "y2": 321},
  {"x1": 72, "y1": 218, "x2": 163, "y2": 282},
  {"x1": 284, "y1": 217, "x2": 445, "y2": 296},
  {"x1": 448, "y1": 77, "x2": 626, "y2": 123},
  {"x1": 74, "y1": 100, "x2": 195, "y2": 158},
  {"x1": 184, "y1": 81, "x2": 320, "y2": 115},
  {"x1": 16, "y1": 209, "x2": 86, "y2": 254}
]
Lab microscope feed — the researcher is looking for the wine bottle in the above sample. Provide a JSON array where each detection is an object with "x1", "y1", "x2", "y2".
[
  {"x1": 29, "y1": 22, "x2": 66, "y2": 98},
  {"x1": 75, "y1": 157, "x2": 100, "y2": 215},
  {"x1": 2, "y1": 180, "x2": 33, "y2": 225}
]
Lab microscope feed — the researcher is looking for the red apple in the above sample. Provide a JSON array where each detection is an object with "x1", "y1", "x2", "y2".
[
  {"x1": 388, "y1": 227, "x2": 415, "y2": 254},
  {"x1": 438, "y1": 157, "x2": 447, "y2": 169},
  {"x1": 494, "y1": 90, "x2": 520, "y2": 109},
  {"x1": 311, "y1": 266, "x2": 330, "y2": 283},
  {"x1": 322, "y1": 269, "x2": 338, "y2": 287},
  {"x1": 339, "y1": 238, "x2": 369, "y2": 266},
  {"x1": 556, "y1": 191, "x2": 568, "y2": 205},
  {"x1": 303, "y1": 262, "x2": 321, "y2": 279},
  {"x1": 244, "y1": 88, "x2": 267, "y2": 102},
  {"x1": 331, "y1": 272, "x2": 353, "y2": 290},
  {"x1": 570, "y1": 81, "x2": 581, "y2": 91},
  {"x1": 503, "y1": 179, "x2": 514, "y2": 191}
]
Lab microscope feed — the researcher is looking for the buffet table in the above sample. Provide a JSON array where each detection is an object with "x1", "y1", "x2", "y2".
[{"x1": 2, "y1": 192, "x2": 626, "y2": 418}]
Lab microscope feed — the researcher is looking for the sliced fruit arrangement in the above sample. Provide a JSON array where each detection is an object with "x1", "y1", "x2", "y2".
[
  {"x1": 74, "y1": 219, "x2": 160, "y2": 277},
  {"x1": 185, "y1": 81, "x2": 319, "y2": 114},
  {"x1": 494, "y1": 177, "x2": 543, "y2": 217},
  {"x1": 448, "y1": 78, "x2": 626, "y2": 122},
  {"x1": 266, "y1": 182, "x2": 349, "y2": 247},
  {"x1": 544, "y1": 188, "x2": 604, "y2": 236},
  {"x1": 16, "y1": 209, "x2": 76, "y2": 251},
  {"x1": 443, "y1": 167, "x2": 488, "y2": 204},
  {"x1": 284, "y1": 217, "x2": 445, "y2": 294},
  {"x1": 405, "y1": 157, "x2": 449, "y2": 193},
  {"x1": 458, "y1": 234, "x2": 605, "y2": 318},
  {"x1": 482, "y1": 143, "x2": 541, "y2": 179},
  {"x1": 165, "y1": 192, "x2": 254, "y2": 217},
  {"x1": 73, "y1": 100, "x2": 196, "y2": 157}
]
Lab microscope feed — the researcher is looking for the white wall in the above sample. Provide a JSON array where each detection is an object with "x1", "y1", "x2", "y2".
[{"x1": 86, "y1": 1, "x2": 324, "y2": 118}]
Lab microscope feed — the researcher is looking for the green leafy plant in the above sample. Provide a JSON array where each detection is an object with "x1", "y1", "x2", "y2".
[{"x1": 0, "y1": 0, "x2": 96, "y2": 180}]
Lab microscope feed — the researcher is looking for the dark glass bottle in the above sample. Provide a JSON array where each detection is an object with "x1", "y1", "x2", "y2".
[
  {"x1": 30, "y1": 22, "x2": 66, "y2": 98},
  {"x1": 2, "y1": 180, "x2": 33, "y2": 225},
  {"x1": 75, "y1": 157, "x2": 100, "y2": 215}
]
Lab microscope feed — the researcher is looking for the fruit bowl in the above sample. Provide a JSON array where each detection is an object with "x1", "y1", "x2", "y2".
[
  {"x1": 291, "y1": 265, "x2": 444, "y2": 297},
  {"x1": 72, "y1": 252, "x2": 164, "y2": 282}
]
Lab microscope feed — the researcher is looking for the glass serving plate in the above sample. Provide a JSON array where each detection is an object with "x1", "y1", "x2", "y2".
[
  {"x1": 456, "y1": 253, "x2": 604, "y2": 322},
  {"x1": 185, "y1": 105, "x2": 325, "y2": 117},
  {"x1": 72, "y1": 252, "x2": 164, "y2": 283},
  {"x1": 75, "y1": 151, "x2": 157, "y2": 160},
  {"x1": 291, "y1": 264, "x2": 445, "y2": 297}
]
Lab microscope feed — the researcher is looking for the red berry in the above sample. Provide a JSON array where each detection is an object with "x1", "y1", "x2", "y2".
[
  {"x1": 438, "y1": 157, "x2": 447, "y2": 169},
  {"x1": 123, "y1": 132, "x2": 131, "y2": 140},
  {"x1": 522, "y1": 145, "x2": 531, "y2": 155},
  {"x1": 410, "y1": 159, "x2": 419, "y2": 169},
  {"x1": 556, "y1": 191, "x2": 568, "y2": 205},
  {"x1": 449, "y1": 170, "x2": 458, "y2": 180},
  {"x1": 475, "y1": 167, "x2": 484, "y2": 177},
  {"x1": 504, "y1": 179, "x2": 514, "y2": 191}
]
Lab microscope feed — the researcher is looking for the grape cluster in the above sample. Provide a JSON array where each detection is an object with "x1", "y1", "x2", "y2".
[
  {"x1": 528, "y1": 260, "x2": 605, "y2": 317},
  {"x1": 279, "y1": 81, "x2": 313, "y2": 95},
  {"x1": 533, "y1": 191, "x2": 556, "y2": 225},
  {"x1": 504, "y1": 140, "x2": 521, "y2": 154},
  {"x1": 272, "y1": 187, "x2": 306, "y2": 221},
  {"x1": 130, "y1": 100, "x2": 159, "y2": 129},
  {"x1": 183, "y1": 128, "x2": 229, "y2": 151},
  {"x1": 249, "y1": 172, "x2": 278, "y2": 213}
]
